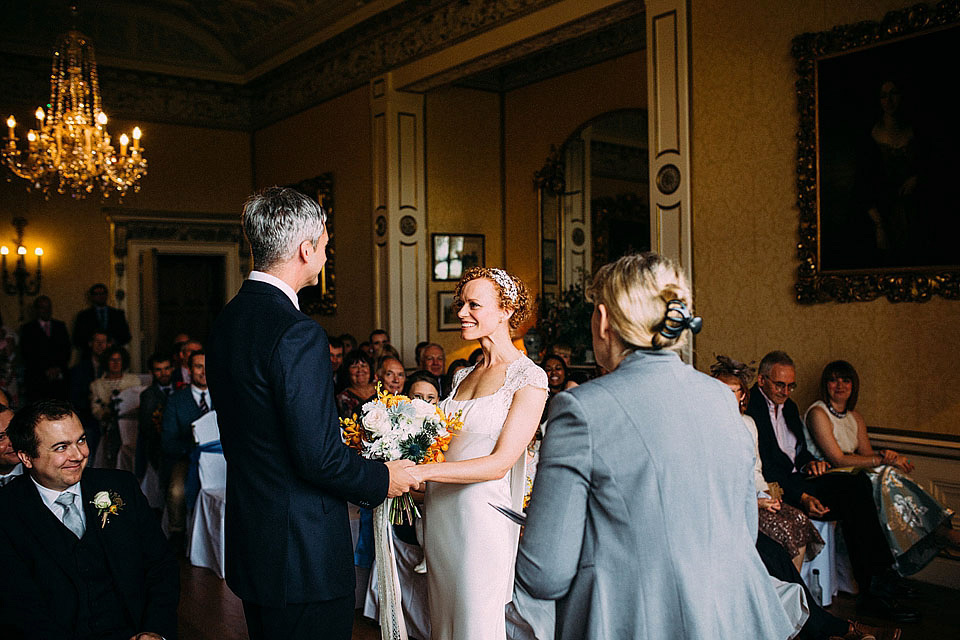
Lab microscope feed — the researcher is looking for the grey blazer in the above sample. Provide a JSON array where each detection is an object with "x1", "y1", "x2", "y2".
[{"x1": 516, "y1": 349, "x2": 798, "y2": 640}]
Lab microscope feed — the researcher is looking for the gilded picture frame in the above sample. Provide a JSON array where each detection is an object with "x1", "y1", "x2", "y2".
[
  {"x1": 792, "y1": 2, "x2": 960, "y2": 303},
  {"x1": 287, "y1": 173, "x2": 336, "y2": 315}
]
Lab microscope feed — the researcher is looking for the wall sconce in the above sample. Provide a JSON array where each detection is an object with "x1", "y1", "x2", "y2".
[{"x1": 1, "y1": 216, "x2": 43, "y2": 320}]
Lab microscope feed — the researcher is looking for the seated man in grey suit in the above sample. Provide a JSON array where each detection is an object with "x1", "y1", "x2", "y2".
[
  {"x1": 0, "y1": 399, "x2": 178, "y2": 639},
  {"x1": 161, "y1": 350, "x2": 211, "y2": 538}
]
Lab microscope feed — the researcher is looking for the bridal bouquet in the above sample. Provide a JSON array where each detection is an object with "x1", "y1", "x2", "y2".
[{"x1": 341, "y1": 383, "x2": 462, "y2": 524}]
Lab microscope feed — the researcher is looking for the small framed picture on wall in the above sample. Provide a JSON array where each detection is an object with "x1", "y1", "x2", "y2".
[
  {"x1": 437, "y1": 291, "x2": 460, "y2": 331},
  {"x1": 432, "y1": 233, "x2": 484, "y2": 281}
]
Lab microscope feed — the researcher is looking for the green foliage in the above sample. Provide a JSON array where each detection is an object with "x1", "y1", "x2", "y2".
[{"x1": 536, "y1": 282, "x2": 594, "y2": 352}]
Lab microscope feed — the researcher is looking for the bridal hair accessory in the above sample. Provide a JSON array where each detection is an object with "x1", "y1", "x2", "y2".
[
  {"x1": 709, "y1": 355, "x2": 756, "y2": 380},
  {"x1": 489, "y1": 268, "x2": 519, "y2": 303},
  {"x1": 658, "y1": 299, "x2": 702, "y2": 340}
]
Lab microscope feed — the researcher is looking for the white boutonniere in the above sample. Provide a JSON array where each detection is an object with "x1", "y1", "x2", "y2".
[{"x1": 91, "y1": 490, "x2": 125, "y2": 528}]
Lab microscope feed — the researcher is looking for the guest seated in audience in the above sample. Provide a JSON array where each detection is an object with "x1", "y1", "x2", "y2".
[
  {"x1": 136, "y1": 353, "x2": 175, "y2": 484},
  {"x1": 0, "y1": 312, "x2": 19, "y2": 407},
  {"x1": 541, "y1": 354, "x2": 578, "y2": 394},
  {"x1": 805, "y1": 360, "x2": 959, "y2": 574},
  {"x1": 377, "y1": 355, "x2": 406, "y2": 395},
  {"x1": 161, "y1": 350, "x2": 212, "y2": 540},
  {"x1": 0, "y1": 399, "x2": 179, "y2": 640},
  {"x1": 404, "y1": 370, "x2": 441, "y2": 404},
  {"x1": 20, "y1": 295, "x2": 71, "y2": 402},
  {"x1": 90, "y1": 346, "x2": 141, "y2": 469},
  {"x1": 746, "y1": 350, "x2": 919, "y2": 623},
  {"x1": 419, "y1": 343, "x2": 446, "y2": 396},
  {"x1": 544, "y1": 342, "x2": 573, "y2": 366},
  {"x1": 413, "y1": 341, "x2": 429, "y2": 367},
  {"x1": 0, "y1": 392, "x2": 21, "y2": 487},
  {"x1": 358, "y1": 340, "x2": 374, "y2": 359},
  {"x1": 69, "y1": 330, "x2": 110, "y2": 462},
  {"x1": 328, "y1": 335, "x2": 345, "y2": 393},
  {"x1": 72, "y1": 283, "x2": 132, "y2": 357},
  {"x1": 339, "y1": 332, "x2": 357, "y2": 356},
  {"x1": 370, "y1": 329, "x2": 391, "y2": 359},
  {"x1": 335, "y1": 350, "x2": 376, "y2": 419},
  {"x1": 711, "y1": 355, "x2": 823, "y2": 572},
  {"x1": 171, "y1": 339, "x2": 202, "y2": 387}
]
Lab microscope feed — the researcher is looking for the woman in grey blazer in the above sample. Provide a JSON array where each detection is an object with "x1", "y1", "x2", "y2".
[{"x1": 515, "y1": 253, "x2": 802, "y2": 640}]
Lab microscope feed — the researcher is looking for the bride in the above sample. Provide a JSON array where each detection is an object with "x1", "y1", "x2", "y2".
[{"x1": 409, "y1": 267, "x2": 547, "y2": 640}]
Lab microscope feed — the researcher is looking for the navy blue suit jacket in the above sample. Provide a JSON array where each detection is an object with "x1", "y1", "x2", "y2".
[
  {"x1": 745, "y1": 385, "x2": 817, "y2": 505},
  {"x1": 160, "y1": 387, "x2": 204, "y2": 461},
  {"x1": 0, "y1": 468, "x2": 179, "y2": 639},
  {"x1": 207, "y1": 279, "x2": 389, "y2": 606}
]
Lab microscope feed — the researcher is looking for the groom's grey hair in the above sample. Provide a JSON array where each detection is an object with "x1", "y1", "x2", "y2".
[{"x1": 242, "y1": 186, "x2": 326, "y2": 271}]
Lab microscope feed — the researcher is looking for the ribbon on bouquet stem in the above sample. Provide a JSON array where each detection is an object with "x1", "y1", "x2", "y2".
[{"x1": 373, "y1": 498, "x2": 408, "y2": 640}]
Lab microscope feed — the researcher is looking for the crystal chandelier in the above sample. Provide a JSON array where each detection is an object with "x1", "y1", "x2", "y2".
[{"x1": 2, "y1": 29, "x2": 147, "y2": 199}]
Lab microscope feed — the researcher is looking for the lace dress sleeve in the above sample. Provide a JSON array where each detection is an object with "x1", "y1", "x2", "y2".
[
  {"x1": 450, "y1": 364, "x2": 475, "y2": 396},
  {"x1": 504, "y1": 357, "x2": 548, "y2": 397}
]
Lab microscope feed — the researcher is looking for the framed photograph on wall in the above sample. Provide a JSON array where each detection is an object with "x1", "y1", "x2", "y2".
[
  {"x1": 437, "y1": 291, "x2": 460, "y2": 331},
  {"x1": 541, "y1": 239, "x2": 557, "y2": 285},
  {"x1": 432, "y1": 233, "x2": 484, "y2": 281},
  {"x1": 792, "y1": 3, "x2": 960, "y2": 303}
]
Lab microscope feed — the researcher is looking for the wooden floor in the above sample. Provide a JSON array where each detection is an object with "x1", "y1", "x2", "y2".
[{"x1": 178, "y1": 557, "x2": 960, "y2": 640}]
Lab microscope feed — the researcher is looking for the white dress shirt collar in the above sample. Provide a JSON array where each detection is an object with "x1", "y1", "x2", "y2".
[
  {"x1": 758, "y1": 387, "x2": 798, "y2": 465},
  {"x1": 0, "y1": 462, "x2": 22, "y2": 486},
  {"x1": 248, "y1": 270, "x2": 300, "y2": 310},
  {"x1": 191, "y1": 385, "x2": 212, "y2": 409},
  {"x1": 31, "y1": 477, "x2": 88, "y2": 529}
]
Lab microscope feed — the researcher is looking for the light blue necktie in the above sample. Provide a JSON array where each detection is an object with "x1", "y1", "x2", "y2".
[{"x1": 55, "y1": 492, "x2": 85, "y2": 539}]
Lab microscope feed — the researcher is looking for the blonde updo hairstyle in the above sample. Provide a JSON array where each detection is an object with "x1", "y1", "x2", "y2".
[
  {"x1": 455, "y1": 267, "x2": 533, "y2": 331},
  {"x1": 585, "y1": 252, "x2": 693, "y2": 352}
]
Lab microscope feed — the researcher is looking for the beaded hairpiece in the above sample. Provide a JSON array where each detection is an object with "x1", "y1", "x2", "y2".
[
  {"x1": 658, "y1": 299, "x2": 702, "y2": 341},
  {"x1": 488, "y1": 268, "x2": 519, "y2": 304}
]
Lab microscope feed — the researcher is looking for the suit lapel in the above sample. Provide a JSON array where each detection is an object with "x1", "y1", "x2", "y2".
[{"x1": 13, "y1": 478, "x2": 82, "y2": 587}]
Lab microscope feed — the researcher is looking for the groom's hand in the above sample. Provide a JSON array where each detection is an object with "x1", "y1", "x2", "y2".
[{"x1": 385, "y1": 459, "x2": 418, "y2": 497}]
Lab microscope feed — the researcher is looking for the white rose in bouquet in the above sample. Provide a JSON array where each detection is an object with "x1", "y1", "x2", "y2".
[
  {"x1": 364, "y1": 404, "x2": 392, "y2": 437},
  {"x1": 411, "y1": 398, "x2": 437, "y2": 420}
]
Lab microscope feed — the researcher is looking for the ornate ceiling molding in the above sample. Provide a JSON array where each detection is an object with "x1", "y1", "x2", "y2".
[{"x1": 1, "y1": 0, "x2": 643, "y2": 131}]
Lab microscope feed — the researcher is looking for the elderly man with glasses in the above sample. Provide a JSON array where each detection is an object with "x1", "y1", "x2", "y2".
[{"x1": 746, "y1": 351, "x2": 920, "y2": 625}]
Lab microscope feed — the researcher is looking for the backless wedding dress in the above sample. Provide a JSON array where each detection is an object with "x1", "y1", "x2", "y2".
[{"x1": 424, "y1": 356, "x2": 547, "y2": 640}]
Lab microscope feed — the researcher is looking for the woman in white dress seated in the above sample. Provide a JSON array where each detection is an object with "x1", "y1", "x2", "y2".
[
  {"x1": 805, "y1": 360, "x2": 958, "y2": 576},
  {"x1": 409, "y1": 267, "x2": 548, "y2": 640}
]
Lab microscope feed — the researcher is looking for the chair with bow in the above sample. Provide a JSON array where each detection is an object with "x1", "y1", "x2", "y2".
[
  {"x1": 115, "y1": 385, "x2": 145, "y2": 474},
  {"x1": 186, "y1": 410, "x2": 226, "y2": 578}
]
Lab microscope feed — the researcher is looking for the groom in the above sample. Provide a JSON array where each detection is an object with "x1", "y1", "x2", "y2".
[{"x1": 208, "y1": 187, "x2": 418, "y2": 640}]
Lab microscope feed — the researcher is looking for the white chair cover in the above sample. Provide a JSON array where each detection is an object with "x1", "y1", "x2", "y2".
[
  {"x1": 115, "y1": 385, "x2": 144, "y2": 473},
  {"x1": 187, "y1": 410, "x2": 226, "y2": 578},
  {"x1": 799, "y1": 519, "x2": 856, "y2": 605}
]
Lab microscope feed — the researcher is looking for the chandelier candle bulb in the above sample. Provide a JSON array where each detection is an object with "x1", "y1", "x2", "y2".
[
  {"x1": 16, "y1": 247, "x2": 25, "y2": 256},
  {"x1": 6, "y1": 116, "x2": 14, "y2": 139},
  {"x1": 132, "y1": 127, "x2": 141, "y2": 150},
  {"x1": 119, "y1": 133, "x2": 128, "y2": 157}
]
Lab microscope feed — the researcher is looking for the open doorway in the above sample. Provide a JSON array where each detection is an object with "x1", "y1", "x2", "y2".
[{"x1": 155, "y1": 254, "x2": 226, "y2": 351}]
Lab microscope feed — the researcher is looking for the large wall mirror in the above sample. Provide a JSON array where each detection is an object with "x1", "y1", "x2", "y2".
[{"x1": 537, "y1": 109, "x2": 650, "y2": 300}]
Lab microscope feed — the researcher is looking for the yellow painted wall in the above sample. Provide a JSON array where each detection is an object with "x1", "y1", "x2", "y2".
[
  {"x1": 502, "y1": 49, "x2": 647, "y2": 350},
  {"x1": 691, "y1": 0, "x2": 960, "y2": 435},
  {"x1": 253, "y1": 86, "x2": 373, "y2": 340},
  {"x1": 0, "y1": 118, "x2": 251, "y2": 365},
  {"x1": 425, "y1": 86, "x2": 502, "y2": 363}
]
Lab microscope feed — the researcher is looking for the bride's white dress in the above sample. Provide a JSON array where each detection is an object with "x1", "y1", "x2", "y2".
[{"x1": 424, "y1": 356, "x2": 547, "y2": 640}]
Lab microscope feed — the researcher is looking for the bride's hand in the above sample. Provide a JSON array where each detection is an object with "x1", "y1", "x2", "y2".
[{"x1": 408, "y1": 465, "x2": 428, "y2": 492}]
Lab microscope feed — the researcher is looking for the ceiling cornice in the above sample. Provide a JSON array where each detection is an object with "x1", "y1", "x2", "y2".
[{"x1": 0, "y1": 0, "x2": 642, "y2": 132}]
